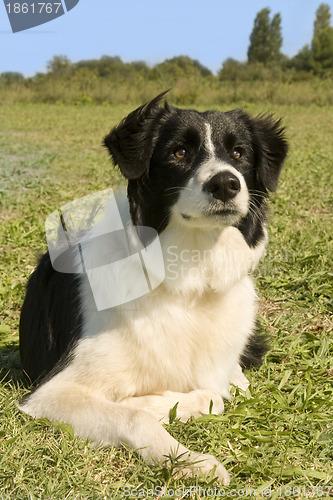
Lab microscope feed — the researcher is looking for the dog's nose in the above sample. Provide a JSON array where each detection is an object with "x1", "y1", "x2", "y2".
[{"x1": 203, "y1": 171, "x2": 241, "y2": 202}]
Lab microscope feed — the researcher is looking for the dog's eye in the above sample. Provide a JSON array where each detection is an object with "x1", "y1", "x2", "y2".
[
  {"x1": 232, "y1": 148, "x2": 242, "y2": 160},
  {"x1": 174, "y1": 148, "x2": 187, "y2": 159}
]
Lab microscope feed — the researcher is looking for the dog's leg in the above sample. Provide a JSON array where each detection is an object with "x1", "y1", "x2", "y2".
[
  {"x1": 118, "y1": 389, "x2": 224, "y2": 423},
  {"x1": 19, "y1": 380, "x2": 230, "y2": 485},
  {"x1": 229, "y1": 363, "x2": 250, "y2": 392}
]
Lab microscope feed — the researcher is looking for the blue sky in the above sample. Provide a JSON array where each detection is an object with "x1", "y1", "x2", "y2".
[{"x1": 1, "y1": 0, "x2": 333, "y2": 76}]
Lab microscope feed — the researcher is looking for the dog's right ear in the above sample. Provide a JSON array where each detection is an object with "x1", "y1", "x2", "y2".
[{"x1": 104, "y1": 91, "x2": 169, "y2": 180}]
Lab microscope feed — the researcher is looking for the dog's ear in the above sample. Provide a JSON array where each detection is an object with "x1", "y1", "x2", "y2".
[
  {"x1": 251, "y1": 115, "x2": 288, "y2": 192},
  {"x1": 104, "y1": 91, "x2": 170, "y2": 180}
]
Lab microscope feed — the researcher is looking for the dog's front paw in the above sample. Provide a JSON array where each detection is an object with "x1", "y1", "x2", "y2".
[
  {"x1": 229, "y1": 364, "x2": 249, "y2": 392},
  {"x1": 167, "y1": 389, "x2": 224, "y2": 422},
  {"x1": 179, "y1": 452, "x2": 230, "y2": 485}
]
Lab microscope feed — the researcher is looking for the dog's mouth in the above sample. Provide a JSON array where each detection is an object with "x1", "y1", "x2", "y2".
[
  {"x1": 181, "y1": 209, "x2": 239, "y2": 220},
  {"x1": 208, "y1": 209, "x2": 238, "y2": 217}
]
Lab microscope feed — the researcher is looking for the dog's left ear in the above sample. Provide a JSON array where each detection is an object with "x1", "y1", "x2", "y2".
[
  {"x1": 104, "y1": 91, "x2": 170, "y2": 180},
  {"x1": 251, "y1": 115, "x2": 288, "y2": 192}
]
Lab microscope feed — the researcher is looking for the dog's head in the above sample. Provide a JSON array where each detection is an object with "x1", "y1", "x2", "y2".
[{"x1": 104, "y1": 92, "x2": 288, "y2": 245}]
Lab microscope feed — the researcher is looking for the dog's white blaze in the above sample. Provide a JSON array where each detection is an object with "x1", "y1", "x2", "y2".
[{"x1": 204, "y1": 123, "x2": 215, "y2": 157}]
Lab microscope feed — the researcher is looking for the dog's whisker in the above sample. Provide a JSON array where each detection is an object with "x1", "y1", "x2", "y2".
[{"x1": 164, "y1": 186, "x2": 192, "y2": 196}]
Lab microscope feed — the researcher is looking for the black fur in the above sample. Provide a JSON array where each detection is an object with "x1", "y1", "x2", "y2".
[
  {"x1": 103, "y1": 91, "x2": 170, "y2": 180},
  {"x1": 240, "y1": 321, "x2": 270, "y2": 369},
  {"x1": 19, "y1": 252, "x2": 82, "y2": 383},
  {"x1": 104, "y1": 97, "x2": 288, "y2": 246}
]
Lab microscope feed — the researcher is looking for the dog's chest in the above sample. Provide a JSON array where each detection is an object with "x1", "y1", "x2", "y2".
[
  {"x1": 78, "y1": 275, "x2": 256, "y2": 399},
  {"x1": 78, "y1": 221, "x2": 261, "y2": 398}
]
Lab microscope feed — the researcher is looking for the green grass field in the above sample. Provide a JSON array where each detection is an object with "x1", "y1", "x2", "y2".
[{"x1": 0, "y1": 101, "x2": 332, "y2": 499}]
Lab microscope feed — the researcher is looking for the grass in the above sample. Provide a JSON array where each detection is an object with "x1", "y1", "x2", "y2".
[
  {"x1": 0, "y1": 100, "x2": 332, "y2": 499},
  {"x1": 2, "y1": 75, "x2": 333, "y2": 108}
]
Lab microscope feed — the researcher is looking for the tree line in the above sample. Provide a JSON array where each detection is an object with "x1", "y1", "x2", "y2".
[
  {"x1": 1, "y1": 4, "x2": 332, "y2": 107},
  {"x1": 2, "y1": 3, "x2": 332, "y2": 85}
]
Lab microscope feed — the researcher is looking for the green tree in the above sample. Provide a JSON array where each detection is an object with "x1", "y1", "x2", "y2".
[
  {"x1": 247, "y1": 8, "x2": 283, "y2": 66},
  {"x1": 311, "y1": 3, "x2": 333, "y2": 73},
  {"x1": 0, "y1": 72, "x2": 24, "y2": 83},
  {"x1": 314, "y1": 3, "x2": 331, "y2": 35},
  {"x1": 76, "y1": 56, "x2": 123, "y2": 78},
  {"x1": 47, "y1": 55, "x2": 72, "y2": 76},
  {"x1": 289, "y1": 45, "x2": 314, "y2": 72},
  {"x1": 219, "y1": 58, "x2": 245, "y2": 79},
  {"x1": 156, "y1": 56, "x2": 212, "y2": 80}
]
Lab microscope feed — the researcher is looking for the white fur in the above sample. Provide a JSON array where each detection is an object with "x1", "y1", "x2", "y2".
[
  {"x1": 204, "y1": 122, "x2": 215, "y2": 156},
  {"x1": 20, "y1": 190, "x2": 267, "y2": 484}
]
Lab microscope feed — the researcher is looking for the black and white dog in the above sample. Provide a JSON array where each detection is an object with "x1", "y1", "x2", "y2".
[{"x1": 19, "y1": 93, "x2": 288, "y2": 484}]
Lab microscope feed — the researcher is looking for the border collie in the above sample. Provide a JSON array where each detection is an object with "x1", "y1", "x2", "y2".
[{"x1": 19, "y1": 92, "x2": 288, "y2": 484}]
